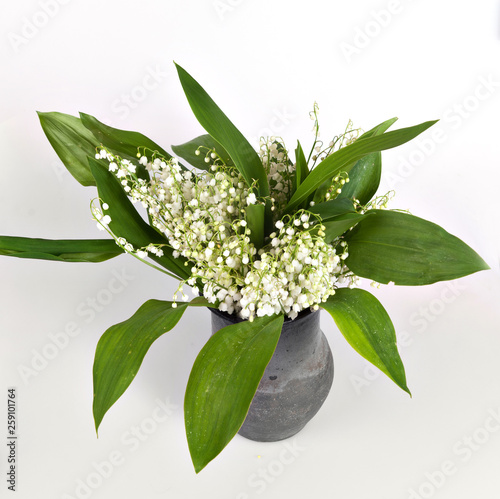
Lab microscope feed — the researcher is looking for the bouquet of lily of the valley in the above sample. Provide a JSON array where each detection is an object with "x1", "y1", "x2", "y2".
[{"x1": 0, "y1": 63, "x2": 488, "y2": 472}]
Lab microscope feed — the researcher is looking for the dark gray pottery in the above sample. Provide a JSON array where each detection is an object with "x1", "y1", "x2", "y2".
[{"x1": 210, "y1": 308, "x2": 334, "y2": 442}]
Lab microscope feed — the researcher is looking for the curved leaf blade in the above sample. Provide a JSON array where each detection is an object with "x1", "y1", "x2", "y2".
[
  {"x1": 322, "y1": 288, "x2": 410, "y2": 394},
  {"x1": 284, "y1": 120, "x2": 438, "y2": 213},
  {"x1": 359, "y1": 117, "x2": 398, "y2": 139},
  {"x1": 93, "y1": 299, "x2": 195, "y2": 432},
  {"x1": 309, "y1": 198, "x2": 356, "y2": 221},
  {"x1": 337, "y1": 152, "x2": 382, "y2": 205},
  {"x1": 80, "y1": 112, "x2": 172, "y2": 161},
  {"x1": 322, "y1": 213, "x2": 373, "y2": 243},
  {"x1": 38, "y1": 111, "x2": 100, "y2": 186},
  {"x1": 292, "y1": 140, "x2": 309, "y2": 194},
  {"x1": 336, "y1": 119, "x2": 396, "y2": 205},
  {"x1": 312, "y1": 177, "x2": 338, "y2": 205},
  {"x1": 185, "y1": 314, "x2": 284, "y2": 473},
  {"x1": 175, "y1": 63, "x2": 269, "y2": 197},
  {"x1": 246, "y1": 203, "x2": 265, "y2": 249},
  {"x1": 88, "y1": 158, "x2": 190, "y2": 280},
  {"x1": 0, "y1": 236, "x2": 123, "y2": 263},
  {"x1": 172, "y1": 134, "x2": 232, "y2": 171},
  {"x1": 344, "y1": 210, "x2": 490, "y2": 285}
]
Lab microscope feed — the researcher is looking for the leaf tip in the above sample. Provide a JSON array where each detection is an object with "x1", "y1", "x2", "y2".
[
  {"x1": 479, "y1": 258, "x2": 491, "y2": 271},
  {"x1": 93, "y1": 414, "x2": 101, "y2": 437},
  {"x1": 174, "y1": 62, "x2": 186, "y2": 75},
  {"x1": 36, "y1": 110, "x2": 49, "y2": 123},
  {"x1": 193, "y1": 461, "x2": 205, "y2": 474}
]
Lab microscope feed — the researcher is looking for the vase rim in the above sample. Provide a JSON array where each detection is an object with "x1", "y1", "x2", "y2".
[{"x1": 208, "y1": 306, "x2": 316, "y2": 324}]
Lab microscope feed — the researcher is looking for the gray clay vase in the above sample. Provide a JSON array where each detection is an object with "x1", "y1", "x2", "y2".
[{"x1": 210, "y1": 308, "x2": 334, "y2": 442}]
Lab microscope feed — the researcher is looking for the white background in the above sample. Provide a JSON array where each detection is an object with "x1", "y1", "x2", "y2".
[{"x1": 1, "y1": 1, "x2": 500, "y2": 498}]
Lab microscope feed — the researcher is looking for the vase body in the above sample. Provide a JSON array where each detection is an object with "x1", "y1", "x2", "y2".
[{"x1": 210, "y1": 308, "x2": 334, "y2": 442}]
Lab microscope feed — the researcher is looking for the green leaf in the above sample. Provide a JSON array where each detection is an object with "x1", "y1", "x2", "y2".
[
  {"x1": 322, "y1": 213, "x2": 373, "y2": 243},
  {"x1": 38, "y1": 111, "x2": 100, "y2": 186},
  {"x1": 175, "y1": 63, "x2": 269, "y2": 197},
  {"x1": 292, "y1": 140, "x2": 309, "y2": 193},
  {"x1": 337, "y1": 118, "x2": 398, "y2": 205},
  {"x1": 312, "y1": 178, "x2": 335, "y2": 205},
  {"x1": 93, "y1": 299, "x2": 200, "y2": 432},
  {"x1": 284, "y1": 120, "x2": 438, "y2": 213},
  {"x1": 359, "y1": 117, "x2": 398, "y2": 139},
  {"x1": 246, "y1": 203, "x2": 265, "y2": 249},
  {"x1": 185, "y1": 314, "x2": 284, "y2": 473},
  {"x1": 188, "y1": 296, "x2": 214, "y2": 307},
  {"x1": 172, "y1": 134, "x2": 233, "y2": 171},
  {"x1": 88, "y1": 158, "x2": 190, "y2": 280},
  {"x1": 336, "y1": 119, "x2": 398, "y2": 205},
  {"x1": 0, "y1": 236, "x2": 123, "y2": 263},
  {"x1": 334, "y1": 119, "x2": 396, "y2": 205},
  {"x1": 321, "y1": 288, "x2": 410, "y2": 394},
  {"x1": 337, "y1": 152, "x2": 382, "y2": 205},
  {"x1": 79, "y1": 113, "x2": 176, "y2": 185},
  {"x1": 344, "y1": 210, "x2": 490, "y2": 285},
  {"x1": 80, "y1": 112, "x2": 172, "y2": 162},
  {"x1": 309, "y1": 198, "x2": 357, "y2": 221}
]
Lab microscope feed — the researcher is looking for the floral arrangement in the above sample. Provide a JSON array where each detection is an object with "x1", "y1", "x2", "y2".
[{"x1": 0, "y1": 64, "x2": 488, "y2": 472}]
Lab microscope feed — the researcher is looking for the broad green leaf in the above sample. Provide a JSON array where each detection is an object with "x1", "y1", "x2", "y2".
[
  {"x1": 38, "y1": 111, "x2": 100, "y2": 186},
  {"x1": 359, "y1": 117, "x2": 398, "y2": 139},
  {"x1": 335, "y1": 119, "x2": 398, "y2": 204},
  {"x1": 337, "y1": 152, "x2": 382, "y2": 205},
  {"x1": 284, "y1": 120, "x2": 438, "y2": 214},
  {"x1": 246, "y1": 203, "x2": 265, "y2": 249},
  {"x1": 88, "y1": 158, "x2": 190, "y2": 280},
  {"x1": 80, "y1": 112, "x2": 172, "y2": 161},
  {"x1": 175, "y1": 63, "x2": 269, "y2": 197},
  {"x1": 185, "y1": 314, "x2": 284, "y2": 473},
  {"x1": 0, "y1": 236, "x2": 123, "y2": 263},
  {"x1": 79, "y1": 112, "x2": 175, "y2": 182},
  {"x1": 93, "y1": 299, "x2": 207, "y2": 432},
  {"x1": 188, "y1": 296, "x2": 213, "y2": 307},
  {"x1": 292, "y1": 140, "x2": 309, "y2": 193},
  {"x1": 322, "y1": 213, "x2": 373, "y2": 243},
  {"x1": 344, "y1": 210, "x2": 489, "y2": 285},
  {"x1": 322, "y1": 288, "x2": 410, "y2": 395},
  {"x1": 312, "y1": 178, "x2": 336, "y2": 205},
  {"x1": 334, "y1": 119, "x2": 395, "y2": 205},
  {"x1": 309, "y1": 198, "x2": 357, "y2": 221},
  {"x1": 172, "y1": 134, "x2": 233, "y2": 171}
]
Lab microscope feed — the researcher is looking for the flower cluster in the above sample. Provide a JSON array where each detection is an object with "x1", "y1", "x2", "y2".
[
  {"x1": 93, "y1": 131, "x2": 359, "y2": 320},
  {"x1": 230, "y1": 213, "x2": 353, "y2": 320},
  {"x1": 259, "y1": 138, "x2": 294, "y2": 216}
]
